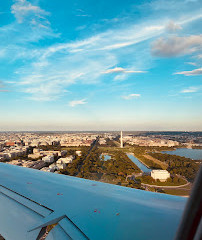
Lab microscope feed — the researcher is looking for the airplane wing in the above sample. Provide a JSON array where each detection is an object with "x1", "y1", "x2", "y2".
[{"x1": 0, "y1": 162, "x2": 187, "y2": 240}]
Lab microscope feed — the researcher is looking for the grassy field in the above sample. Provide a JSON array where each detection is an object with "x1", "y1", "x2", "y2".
[
  {"x1": 163, "y1": 188, "x2": 191, "y2": 196},
  {"x1": 139, "y1": 178, "x2": 187, "y2": 186},
  {"x1": 143, "y1": 154, "x2": 168, "y2": 169},
  {"x1": 133, "y1": 152, "x2": 163, "y2": 169}
]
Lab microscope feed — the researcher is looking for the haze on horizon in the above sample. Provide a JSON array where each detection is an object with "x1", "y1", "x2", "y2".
[{"x1": 0, "y1": 0, "x2": 202, "y2": 131}]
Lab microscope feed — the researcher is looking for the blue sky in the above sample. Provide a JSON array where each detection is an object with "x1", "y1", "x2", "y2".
[{"x1": 0, "y1": 0, "x2": 202, "y2": 131}]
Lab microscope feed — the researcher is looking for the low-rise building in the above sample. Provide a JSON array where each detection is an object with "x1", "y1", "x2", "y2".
[
  {"x1": 76, "y1": 150, "x2": 82, "y2": 156},
  {"x1": 55, "y1": 162, "x2": 64, "y2": 169},
  {"x1": 56, "y1": 156, "x2": 74, "y2": 169},
  {"x1": 42, "y1": 155, "x2": 54, "y2": 163},
  {"x1": 48, "y1": 163, "x2": 58, "y2": 172},
  {"x1": 28, "y1": 153, "x2": 41, "y2": 159},
  {"x1": 41, "y1": 167, "x2": 51, "y2": 172},
  {"x1": 42, "y1": 151, "x2": 59, "y2": 157},
  {"x1": 151, "y1": 170, "x2": 170, "y2": 182},
  {"x1": 57, "y1": 157, "x2": 73, "y2": 164}
]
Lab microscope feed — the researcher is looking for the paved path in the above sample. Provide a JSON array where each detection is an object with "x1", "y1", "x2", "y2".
[
  {"x1": 141, "y1": 181, "x2": 190, "y2": 189},
  {"x1": 78, "y1": 136, "x2": 100, "y2": 172}
]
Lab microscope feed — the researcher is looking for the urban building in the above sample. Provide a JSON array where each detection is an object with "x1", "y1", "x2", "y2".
[
  {"x1": 151, "y1": 170, "x2": 170, "y2": 182},
  {"x1": 42, "y1": 155, "x2": 54, "y2": 163}
]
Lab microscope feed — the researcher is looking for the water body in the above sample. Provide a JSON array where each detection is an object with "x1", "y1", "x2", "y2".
[
  {"x1": 127, "y1": 153, "x2": 151, "y2": 173},
  {"x1": 100, "y1": 154, "x2": 111, "y2": 161},
  {"x1": 162, "y1": 148, "x2": 202, "y2": 160}
]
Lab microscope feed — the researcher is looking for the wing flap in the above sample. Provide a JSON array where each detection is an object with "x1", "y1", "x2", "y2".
[
  {"x1": 0, "y1": 190, "x2": 42, "y2": 239},
  {"x1": 0, "y1": 185, "x2": 52, "y2": 217}
]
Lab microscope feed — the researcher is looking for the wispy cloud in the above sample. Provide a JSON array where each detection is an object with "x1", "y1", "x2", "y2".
[
  {"x1": 11, "y1": 0, "x2": 49, "y2": 24},
  {"x1": 175, "y1": 68, "x2": 202, "y2": 76},
  {"x1": 69, "y1": 99, "x2": 87, "y2": 107},
  {"x1": 144, "y1": 0, "x2": 201, "y2": 11},
  {"x1": 0, "y1": 0, "x2": 58, "y2": 61},
  {"x1": 0, "y1": 80, "x2": 8, "y2": 92},
  {"x1": 40, "y1": 22, "x2": 165, "y2": 57},
  {"x1": 122, "y1": 94, "x2": 141, "y2": 100},
  {"x1": 13, "y1": 20, "x2": 163, "y2": 100},
  {"x1": 103, "y1": 67, "x2": 146, "y2": 74},
  {"x1": 186, "y1": 62, "x2": 197, "y2": 66},
  {"x1": 180, "y1": 86, "x2": 199, "y2": 93},
  {"x1": 197, "y1": 54, "x2": 202, "y2": 59},
  {"x1": 166, "y1": 21, "x2": 182, "y2": 32},
  {"x1": 76, "y1": 14, "x2": 91, "y2": 17},
  {"x1": 114, "y1": 74, "x2": 128, "y2": 81},
  {"x1": 75, "y1": 8, "x2": 91, "y2": 17}
]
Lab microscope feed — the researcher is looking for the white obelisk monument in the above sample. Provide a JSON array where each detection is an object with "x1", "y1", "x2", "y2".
[{"x1": 120, "y1": 131, "x2": 123, "y2": 148}]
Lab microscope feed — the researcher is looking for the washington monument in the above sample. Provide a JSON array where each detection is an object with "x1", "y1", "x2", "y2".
[{"x1": 120, "y1": 131, "x2": 123, "y2": 148}]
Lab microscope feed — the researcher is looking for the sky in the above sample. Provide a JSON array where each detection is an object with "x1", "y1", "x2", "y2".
[{"x1": 0, "y1": 0, "x2": 202, "y2": 131}]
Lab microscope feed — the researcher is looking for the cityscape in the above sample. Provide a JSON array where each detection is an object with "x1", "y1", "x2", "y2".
[{"x1": 1, "y1": 131, "x2": 201, "y2": 196}]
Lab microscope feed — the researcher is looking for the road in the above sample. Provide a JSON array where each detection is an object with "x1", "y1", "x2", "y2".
[
  {"x1": 77, "y1": 136, "x2": 100, "y2": 171},
  {"x1": 141, "y1": 181, "x2": 190, "y2": 189}
]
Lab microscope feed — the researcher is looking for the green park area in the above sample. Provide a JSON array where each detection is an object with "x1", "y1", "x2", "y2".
[
  {"x1": 137, "y1": 175, "x2": 187, "y2": 186},
  {"x1": 59, "y1": 140, "x2": 200, "y2": 196}
]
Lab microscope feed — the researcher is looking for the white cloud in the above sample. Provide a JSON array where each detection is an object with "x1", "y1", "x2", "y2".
[
  {"x1": 180, "y1": 86, "x2": 199, "y2": 93},
  {"x1": 103, "y1": 67, "x2": 145, "y2": 74},
  {"x1": 0, "y1": 0, "x2": 57, "y2": 49},
  {"x1": 152, "y1": 35, "x2": 202, "y2": 57},
  {"x1": 69, "y1": 99, "x2": 87, "y2": 107},
  {"x1": 101, "y1": 41, "x2": 137, "y2": 50},
  {"x1": 11, "y1": 0, "x2": 48, "y2": 23},
  {"x1": 175, "y1": 68, "x2": 202, "y2": 76},
  {"x1": 75, "y1": 8, "x2": 91, "y2": 17},
  {"x1": 122, "y1": 94, "x2": 141, "y2": 100},
  {"x1": 114, "y1": 74, "x2": 128, "y2": 81},
  {"x1": 166, "y1": 21, "x2": 182, "y2": 32},
  {"x1": 41, "y1": 18, "x2": 183, "y2": 58},
  {"x1": 186, "y1": 62, "x2": 197, "y2": 66},
  {"x1": 145, "y1": 26, "x2": 164, "y2": 31},
  {"x1": 24, "y1": 82, "x2": 68, "y2": 101}
]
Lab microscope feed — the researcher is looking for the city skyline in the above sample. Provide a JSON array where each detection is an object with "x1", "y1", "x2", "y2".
[{"x1": 0, "y1": 0, "x2": 202, "y2": 131}]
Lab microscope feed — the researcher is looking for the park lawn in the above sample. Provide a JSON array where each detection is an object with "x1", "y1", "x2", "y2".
[
  {"x1": 163, "y1": 188, "x2": 191, "y2": 196},
  {"x1": 138, "y1": 176, "x2": 187, "y2": 186},
  {"x1": 143, "y1": 154, "x2": 168, "y2": 169}
]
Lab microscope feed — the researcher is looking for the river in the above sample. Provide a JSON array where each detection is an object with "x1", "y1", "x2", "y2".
[
  {"x1": 162, "y1": 148, "x2": 202, "y2": 160},
  {"x1": 127, "y1": 153, "x2": 151, "y2": 173}
]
